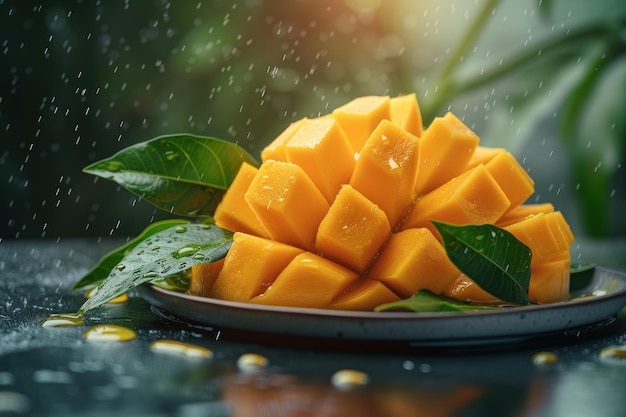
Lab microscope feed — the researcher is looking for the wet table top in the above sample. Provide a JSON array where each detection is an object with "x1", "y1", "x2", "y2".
[{"x1": 2, "y1": 237, "x2": 626, "y2": 417}]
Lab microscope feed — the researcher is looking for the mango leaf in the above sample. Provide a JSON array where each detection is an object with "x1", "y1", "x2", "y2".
[
  {"x1": 71, "y1": 219, "x2": 190, "y2": 290},
  {"x1": 375, "y1": 290, "x2": 503, "y2": 313},
  {"x1": 83, "y1": 134, "x2": 258, "y2": 217},
  {"x1": 78, "y1": 223, "x2": 233, "y2": 316},
  {"x1": 432, "y1": 221, "x2": 532, "y2": 305},
  {"x1": 562, "y1": 54, "x2": 626, "y2": 237}
]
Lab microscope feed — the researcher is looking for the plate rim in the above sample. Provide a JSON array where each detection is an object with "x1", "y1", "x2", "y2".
[{"x1": 138, "y1": 265, "x2": 626, "y2": 344}]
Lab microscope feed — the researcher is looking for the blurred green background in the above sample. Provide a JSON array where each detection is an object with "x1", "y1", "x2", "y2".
[{"x1": 1, "y1": 0, "x2": 624, "y2": 240}]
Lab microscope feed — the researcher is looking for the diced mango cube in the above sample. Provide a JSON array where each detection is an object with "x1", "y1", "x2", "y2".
[
  {"x1": 214, "y1": 162, "x2": 269, "y2": 238},
  {"x1": 390, "y1": 93, "x2": 423, "y2": 137},
  {"x1": 283, "y1": 116, "x2": 354, "y2": 203},
  {"x1": 210, "y1": 233, "x2": 303, "y2": 302},
  {"x1": 350, "y1": 119, "x2": 420, "y2": 228},
  {"x1": 332, "y1": 95, "x2": 391, "y2": 153},
  {"x1": 402, "y1": 164, "x2": 511, "y2": 237},
  {"x1": 368, "y1": 228, "x2": 461, "y2": 297},
  {"x1": 315, "y1": 184, "x2": 391, "y2": 273},
  {"x1": 330, "y1": 279, "x2": 400, "y2": 311},
  {"x1": 245, "y1": 160, "x2": 329, "y2": 250},
  {"x1": 250, "y1": 252, "x2": 359, "y2": 309},
  {"x1": 414, "y1": 112, "x2": 479, "y2": 195}
]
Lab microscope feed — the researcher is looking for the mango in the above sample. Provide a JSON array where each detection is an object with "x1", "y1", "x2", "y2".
[
  {"x1": 250, "y1": 252, "x2": 359, "y2": 309},
  {"x1": 332, "y1": 95, "x2": 391, "y2": 152},
  {"x1": 442, "y1": 274, "x2": 501, "y2": 305},
  {"x1": 390, "y1": 93, "x2": 423, "y2": 137},
  {"x1": 213, "y1": 162, "x2": 269, "y2": 238},
  {"x1": 202, "y1": 94, "x2": 574, "y2": 311},
  {"x1": 350, "y1": 119, "x2": 420, "y2": 228},
  {"x1": 330, "y1": 279, "x2": 400, "y2": 311},
  {"x1": 496, "y1": 203, "x2": 555, "y2": 227},
  {"x1": 244, "y1": 160, "x2": 329, "y2": 250},
  {"x1": 402, "y1": 164, "x2": 511, "y2": 237},
  {"x1": 414, "y1": 112, "x2": 479, "y2": 195},
  {"x1": 315, "y1": 184, "x2": 391, "y2": 273},
  {"x1": 368, "y1": 228, "x2": 461, "y2": 298},
  {"x1": 209, "y1": 233, "x2": 303, "y2": 302},
  {"x1": 283, "y1": 116, "x2": 355, "y2": 203},
  {"x1": 260, "y1": 118, "x2": 307, "y2": 163}
]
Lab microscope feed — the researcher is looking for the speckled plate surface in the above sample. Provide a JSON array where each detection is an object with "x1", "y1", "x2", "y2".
[{"x1": 138, "y1": 266, "x2": 626, "y2": 346}]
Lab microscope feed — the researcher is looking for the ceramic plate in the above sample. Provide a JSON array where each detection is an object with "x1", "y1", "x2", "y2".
[{"x1": 138, "y1": 266, "x2": 626, "y2": 346}]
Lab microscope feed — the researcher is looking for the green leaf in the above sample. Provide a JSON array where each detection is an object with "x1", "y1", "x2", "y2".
[
  {"x1": 83, "y1": 134, "x2": 259, "y2": 217},
  {"x1": 78, "y1": 223, "x2": 233, "y2": 316},
  {"x1": 569, "y1": 262, "x2": 597, "y2": 292},
  {"x1": 375, "y1": 290, "x2": 503, "y2": 313},
  {"x1": 564, "y1": 54, "x2": 626, "y2": 237},
  {"x1": 432, "y1": 221, "x2": 532, "y2": 305},
  {"x1": 71, "y1": 219, "x2": 190, "y2": 290}
]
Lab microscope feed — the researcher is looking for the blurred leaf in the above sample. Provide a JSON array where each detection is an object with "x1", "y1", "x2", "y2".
[
  {"x1": 433, "y1": 221, "x2": 532, "y2": 305},
  {"x1": 565, "y1": 54, "x2": 626, "y2": 236},
  {"x1": 71, "y1": 219, "x2": 190, "y2": 290},
  {"x1": 84, "y1": 134, "x2": 259, "y2": 217},
  {"x1": 78, "y1": 223, "x2": 233, "y2": 315},
  {"x1": 375, "y1": 290, "x2": 502, "y2": 313}
]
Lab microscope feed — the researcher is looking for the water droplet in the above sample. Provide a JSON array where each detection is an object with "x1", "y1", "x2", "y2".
[
  {"x1": 150, "y1": 340, "x2": 213, "y2": 359},
  {"x1": 237, "y1": 353, "x2": 269, "y2": 372},
  {"x1": 599, "y1": 345, "x2": 626, "y2": 363},
  {"x1": 174, "y1": 244, "x2": 202, "y2": 258},
  {"x1": 83, "y1": 324, "x2": 137, "y2": 342},
  {"x1": 174, "y1": 225, "x2": 187, "y2": 233},
  {"x1": 531, "y1": 351, "x2": 559, "y2": 366},
  {"x1": 164, "y1": 151, "x2": 179, "y2": 161},
  {"x1": 105, "y1": 161, "x2": 125, "y2": 172},
  {"x1": 116, "y1": 264, "x2": 126, "y2": 271},
  {"x1": 41, "y1": 313, "x2": 84, "y2": 327},
  {"x1": 143, "y1": 271, "x2": 159, "y2": 279},
  {"x1": 331, "y1": 369, "x2": 369, "y2": 388}
]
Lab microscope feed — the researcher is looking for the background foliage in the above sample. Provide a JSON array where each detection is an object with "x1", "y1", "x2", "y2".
[{"x1": 1, "y1": 0, "x2": 624, "y2": 239}]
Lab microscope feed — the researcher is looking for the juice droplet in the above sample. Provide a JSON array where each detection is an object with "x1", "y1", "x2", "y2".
[
  {"x1": 41, "y1": 313, "x2": 84, "y2": 328},
  {"x1": 150, "y1": 340, "x2": 213, "y2": 359},
  {"x1": 83, "y1": 324, "x2": 137, "y2": 342},
  {"x1": 599, "y1": 345, "x2": 626, "y2": 362},
  {"x1": 237, "y1": 353, "x2": 269, "y2": 372},
  {"x1": 85, "y1": 288, "x2": 128, "y2": 303},
  {"x1": 531, "y1": 351, "x2": 559, "y2": 366},
  {"x1": 331, "y1": 369, "x2": 369, "y2": 388}
]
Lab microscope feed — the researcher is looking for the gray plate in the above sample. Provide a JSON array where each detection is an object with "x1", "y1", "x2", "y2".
[{"x1": 138, "y1": 266, "x2": 626, "y2": 346}]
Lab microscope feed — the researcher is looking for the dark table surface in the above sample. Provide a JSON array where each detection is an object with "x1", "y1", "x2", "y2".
[{"x1": 2, "y1": 237, "x2": 626, "y2": 417}]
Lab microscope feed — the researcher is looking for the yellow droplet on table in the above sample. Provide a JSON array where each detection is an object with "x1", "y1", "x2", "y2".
[
  {"x1": 40, "y1": 313, "x2": 84, "y2": 328},
  {"x1": 531, "y1": 351, "x2": 559, "y2": 366},
  {"x1": 85, "y1": 288, "x2": 128, "y2": 304},
  {"x1": 150, "y1": 340, "x2": 214, "y2": 359},
  {"x1": 83, "y1": 324, "x2": 137, "y2": 342},
  {"x1": 331, "y1": 369, "x2": 370, "y2": 388},
  {"x1": 599, "y1": 345, "x2": 626, "y2": 362},
  {"x1": 237, "y1": 353, "x2": 269, "y2": 372}
]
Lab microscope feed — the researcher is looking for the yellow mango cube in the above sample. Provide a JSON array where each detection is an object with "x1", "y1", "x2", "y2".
[
  {"x1": 390, "y1": 93, "x2": 423, "y2": 137},
  {"x1": 350, "y1": 119, "x2": 420, "y2": 228},
  {"x1": 283, "y1": 116, "x2": 355, "y2": 203},
  {"x1": 245, "y1": 160, "x2": 329, "y2": 250},
  {"x1": 250, "y1": 252, "x2": 359, "y2": 309},
  {"x1": 332, "y1": 95, "x2": 391, "y2": 153},
  {"x1": 414, "y1": 112, "x2": 479, "y2": 195},
  {"x1": 210, "y1": 233, "x2": 303, "y2": 302},
  {"x1": 315, "y1": 184, "x2": 391, "y2": 273}
]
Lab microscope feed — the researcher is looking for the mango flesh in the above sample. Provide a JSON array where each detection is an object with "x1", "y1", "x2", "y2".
[{"x1": 194, "y1": 94, "x2": 574, "y2": 310}]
